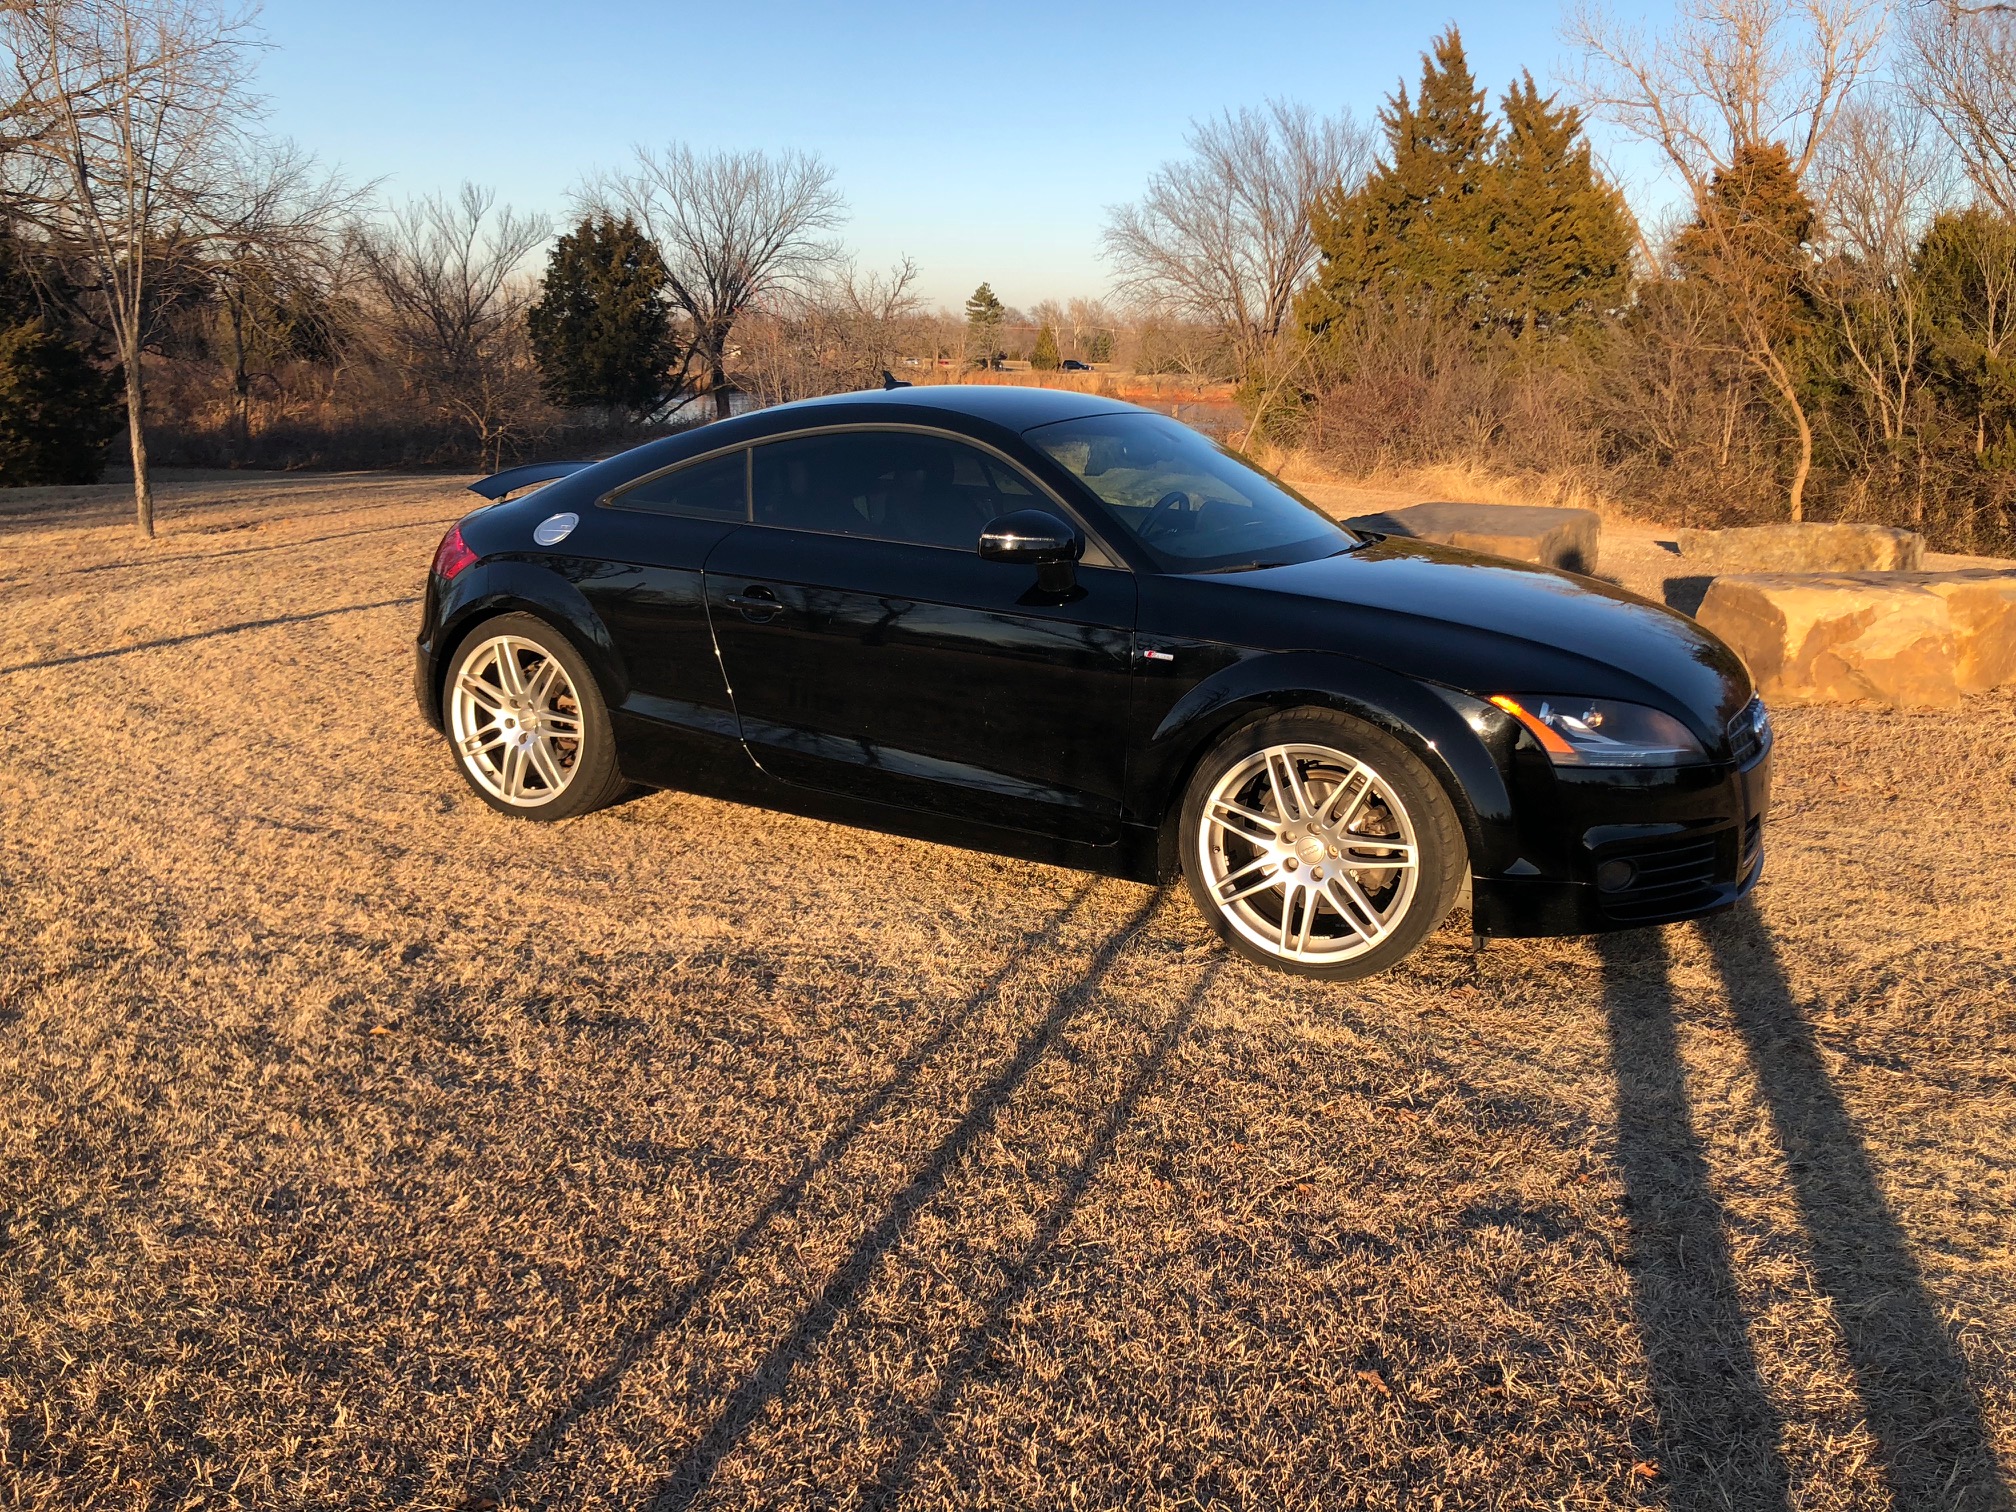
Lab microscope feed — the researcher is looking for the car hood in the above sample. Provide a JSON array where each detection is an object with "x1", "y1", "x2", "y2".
[{"x1": 1218, "y1": 537, "x2": 1753, "y2": 738}]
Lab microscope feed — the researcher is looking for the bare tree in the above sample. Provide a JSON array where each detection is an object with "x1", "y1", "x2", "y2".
[
  {"x1": 210, "y1": 139, "x2": 366, "y2": 453},
  {"x1": 597, "y1": 145, "x2": 844, "y2": 420},
  {"x1": 1, "y1": 0, "x2": 261, "y2": 536},
  {"x1": 1811, "y1": 95, "x2": 1954, "y2": 457},
  {"x1": 358, "y1": 183, "x2": 549, "y2": 470},
  {"x1": 1568, "y1": 0, "x2": 1887, "y2": 518},
  {"x1": 1103, "y1": 101, "x2": 1372, "y2": 378},
  {"x1": 1902, "y1": 1, "x2": 2016, "y2": 219},
  {"x1": 738, "y1": 254, "x2": 921, "y2": 405}
]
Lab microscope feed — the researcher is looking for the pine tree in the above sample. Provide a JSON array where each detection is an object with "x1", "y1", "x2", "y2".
[
  {"x1": 527, "y1": 215, "x2": 678, "y2": 416},
  {"x1": 0, "y1": 230, "x2": 122, "y2": 487},
  {"x1": 1031, "y1": 322, "x2": 1060, "y2": 370},
  {"x1": 1300, "y1": 27, "x2": 1498, "y2": 338},
  {"x1": 965, "y1": 282, "x2": 1006, "y2": 364},
  {"x1": 0, "y1": 320, "x2": 124, "y2": 486},
  {"x1": 1490, "y1": 73, "x2": 1634, "y2": 336}
]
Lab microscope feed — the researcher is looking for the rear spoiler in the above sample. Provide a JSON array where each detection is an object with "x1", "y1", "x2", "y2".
[{"x1": 467, "y1": 461, "x2": 594, "y2": 501}]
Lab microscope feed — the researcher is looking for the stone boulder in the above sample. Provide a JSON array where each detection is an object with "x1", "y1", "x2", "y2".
[
  {"x1": 1675, "y1": 522, "x2": 1924, "y2": 573},
  {"x1": 1696, "y1": 569, "x2": 2016, "y2": 708},
  {"x1": 1345, "y1": 502, "x2": 1600, "y2": 574}
]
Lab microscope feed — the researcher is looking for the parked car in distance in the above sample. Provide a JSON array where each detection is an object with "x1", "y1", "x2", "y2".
[
  {"x1": 417, "y1": 386, "x2": 1772, "y2": 979},
  {"x1": 1060, "y1": 358, "x2": 1093, "y2": 371}
]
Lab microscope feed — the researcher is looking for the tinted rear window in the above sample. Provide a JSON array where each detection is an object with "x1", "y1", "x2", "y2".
[{"x1": 611, "y1": 449, "x2": 748, "y2": 520}]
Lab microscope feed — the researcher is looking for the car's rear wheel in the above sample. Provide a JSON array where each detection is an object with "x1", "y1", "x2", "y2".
[
  {"x1": 1178, "y1": 709, "x2": 1466, "y2": 979},
  {"x1": 444, "y1": 613, "x2": 625, "y2": 820}
]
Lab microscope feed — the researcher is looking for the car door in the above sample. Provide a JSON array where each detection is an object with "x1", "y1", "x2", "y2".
[
  {"x1": 703, "y1": 427, "x2": 1137, "y2": 842},
  {"x1": 574, "y1": 446, "x2": 751, "y2": 790}
]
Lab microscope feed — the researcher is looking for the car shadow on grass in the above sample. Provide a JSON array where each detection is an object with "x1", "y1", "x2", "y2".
[
  {"x1": 467, "y1": 878, "x2": 1174, "y2": 1508},
  {"x1": 1600, "y1": 908, "x2": 2012, "y2": 1511}
]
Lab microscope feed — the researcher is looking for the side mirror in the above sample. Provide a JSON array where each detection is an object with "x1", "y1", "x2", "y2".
[{"x1": 978, "y1": 509, "x2": 1080, "y2": 566}]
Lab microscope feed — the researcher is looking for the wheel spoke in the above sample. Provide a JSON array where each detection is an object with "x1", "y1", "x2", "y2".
[
  {"x1": 461, "y1": 728, "x2": 506, "y2": 756},
  {"x1": 527, "y1": 657, "x2": 564, "y2": 706},
  {"x1": 527, "y1": 737, "x2": 566, "y2": 791},
  {"x1": 1266, "y1": 751, "x2": 1314, "y2": 822},
  {"x1": 499, "y1": 742, "x2": 529, "y2": 798},
  {"x1": 458, "y1": 674, "x2": 508, "y2": 713},
  {"x1": 1219, "y1": 857, "x2": 1283, "y2": 904},
  {"x1": 1319, "y1": 768, "x2": 1371, "y2": 826},
  {"x1": 1208, "y1": 797, "x2": 1279, "y2": 842},
  {"x1": 1290, "y1": 886, "x2": 1318, "y2": 955},
  {"x1": 493, "y1": 644, "x2": 528, "y2": 698},
  {"x1": 1339, "y1": 839, "x2": 1417, "y2": 868},
  {"x1": 1324, "y1": 874, "x2": 1390, "y2": 943}
]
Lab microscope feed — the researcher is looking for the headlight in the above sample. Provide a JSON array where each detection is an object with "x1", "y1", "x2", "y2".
[{"x1": 1489, "y1": 694, "x2": 1707, "y2": 767}]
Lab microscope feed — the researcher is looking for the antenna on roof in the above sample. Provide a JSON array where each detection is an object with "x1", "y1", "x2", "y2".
[{"x1": 881, "y1": 369, "x2": 912, "y2": 390}]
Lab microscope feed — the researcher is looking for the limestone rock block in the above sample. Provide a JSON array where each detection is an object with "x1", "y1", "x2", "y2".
[
  {"x1": 1675, "y1": 522, "x2": 1924, "y2": 573},
  {"x1": 1345, "y1": 502, "x2": 1600, "y2": 574},
  {"x1": 1696, "y1": 569, "x2": 2016, "y2": 708}
]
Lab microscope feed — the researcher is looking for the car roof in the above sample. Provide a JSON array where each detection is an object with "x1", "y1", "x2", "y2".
[
  {"x1": 547, "y1": 384, "x2": 1152, "y2": 499},
  {"x1": 784, "y1": 383, "x2": 1135, "y2": 432}
]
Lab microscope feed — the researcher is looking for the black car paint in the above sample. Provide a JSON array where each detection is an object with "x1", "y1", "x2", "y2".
[{"x1": 416, "y1": 385, "x2": 1771, "y2": 936}]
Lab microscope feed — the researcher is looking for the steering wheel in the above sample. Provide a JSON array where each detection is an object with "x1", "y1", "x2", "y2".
[{"x1": 1141, "y1": 489, "x2": 1195, "y2": 540}]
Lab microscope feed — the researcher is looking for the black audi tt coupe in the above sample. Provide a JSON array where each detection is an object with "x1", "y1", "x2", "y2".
[{"x1": 415, "y1": 384, "x2": 1772, "y2": 978}]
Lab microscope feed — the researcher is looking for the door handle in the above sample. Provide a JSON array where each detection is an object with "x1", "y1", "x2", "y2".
[{"x1": 726, "y1": 585, "x2": 780, "y2": 620}]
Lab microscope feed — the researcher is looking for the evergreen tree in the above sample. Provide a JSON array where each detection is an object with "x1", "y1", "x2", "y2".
[
  {"x1": 1490, "y1": 72, "x2": 1634, "y2": 336},
  {"x1": 965, "y1": 282, "x2": 1005, "y2": 364},
  {"x1": 527, "y1": 215, "x2": 678, "y2": 415},
  {"x1": 0, "y1": 320, "x2": 124, "y2": 485},
  {"x1": 0, "y1": 229, "x2": 122, "y2": 487},
  {"x1": 1300, "y1": 27, "x2": 1499, "y2": 337},
  {"x1": 1031, "y1": 322, "x2": 1060, "y2": 370},
  {"x1": 0, "y1": 229, "x2": 43, "y2": 329}
]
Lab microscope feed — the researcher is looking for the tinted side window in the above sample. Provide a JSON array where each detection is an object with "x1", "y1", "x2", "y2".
[
  {"x1": 611, "y1": 449, "x2": 748, "y2": 519},
  {"x1": 752, "y1": 431, "x2": 1035, "y2": 550}
]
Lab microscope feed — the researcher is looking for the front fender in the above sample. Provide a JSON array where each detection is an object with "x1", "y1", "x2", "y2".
[
  {"x1": 422, "y1": 558, "x2": 628, "y2": 727},
  {"x1": 1128, "y1": 650, "x2": 1518, "y2": 879}
]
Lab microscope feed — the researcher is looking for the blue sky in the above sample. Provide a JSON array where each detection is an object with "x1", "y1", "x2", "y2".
[{"x1": 257, "y1": 0, "x2": 1668, "y2": 309}]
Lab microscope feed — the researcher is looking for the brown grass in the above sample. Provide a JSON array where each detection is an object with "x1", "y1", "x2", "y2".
[{"x1": 1, "y1": 474, "x2": 2012, "y2": 1510}]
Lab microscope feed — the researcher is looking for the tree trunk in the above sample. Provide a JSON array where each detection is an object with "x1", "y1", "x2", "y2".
[
  {"x1": 1752, "y1": 340, "x2": 1811, "y2": 524},
  {"x1": 126, "y1": 360, "x2": 154, "y2": 540},
  {"x1": 711, "y1": 359, "x2": 732, "y2": 421},
  {"x1": 1787, "y1": 395, "x2": 1812, "y2": 523},
  {"x1": 227, "y1": 284, "x2": 250, "y2": 460}
]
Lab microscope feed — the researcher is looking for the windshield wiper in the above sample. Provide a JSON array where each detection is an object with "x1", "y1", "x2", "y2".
[{"x1": 1191, "y1": 559, "x2": 1292, "y2": 575}]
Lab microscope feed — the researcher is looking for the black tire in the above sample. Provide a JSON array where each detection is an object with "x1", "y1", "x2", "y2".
[
  {"x1": 1177, "y1": 707, "x2": 1467, "y2": 980},
  {"x1": 441, "y1": 612, "x2": 627, "y2": 822}
]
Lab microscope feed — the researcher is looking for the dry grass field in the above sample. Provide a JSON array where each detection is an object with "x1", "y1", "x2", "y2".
[{"x1": 1, "y1": 472, "x2": 2012, "y2": 1511}]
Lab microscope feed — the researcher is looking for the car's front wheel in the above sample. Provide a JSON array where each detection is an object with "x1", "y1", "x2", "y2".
[
  {"x1": 443, "y1": 613, "x2": 626, "y2": 820},
  {"x1": 1178, "y1": 709, "x2": 1467, "y2": 979}
]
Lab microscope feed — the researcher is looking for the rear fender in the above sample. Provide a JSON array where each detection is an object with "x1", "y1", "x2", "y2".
[
  {"x1": 425, "y1": 560, "x2": 627, "y2": 726},
  {"x1": 1131, "y1": 651, "x2": 1515, "y2": 880}
]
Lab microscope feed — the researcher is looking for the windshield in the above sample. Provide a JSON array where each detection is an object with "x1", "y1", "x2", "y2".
[{"x1": 1026, "y1": 412, "x2": 1358, "y2": 573}]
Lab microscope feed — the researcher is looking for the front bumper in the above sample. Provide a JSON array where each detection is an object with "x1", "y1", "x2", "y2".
[{"x1": 1470, "y1": 742, "x2": 1773, "y2": 937}]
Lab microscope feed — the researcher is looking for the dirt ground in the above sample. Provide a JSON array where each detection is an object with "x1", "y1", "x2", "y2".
[{"x1": 2, "y1": 472, "x2": 2012, "y2": 1511}]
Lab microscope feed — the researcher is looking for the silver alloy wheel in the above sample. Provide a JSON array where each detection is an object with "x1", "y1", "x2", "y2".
[
  {"x1": 448, "y1": 634, "x2": 585, "y2": 808},
  {"x1": 1196, "y1": 742, "x2": 1421, "y2": 965}
]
